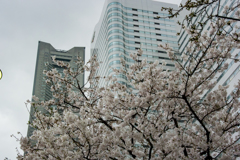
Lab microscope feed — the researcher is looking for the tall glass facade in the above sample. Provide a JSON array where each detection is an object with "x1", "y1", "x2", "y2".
[
  {"x1": 91, "y1": 0, "x2": 179, "y2": 87},
  {"x1": 178, "y1": 0, "x2": 240, "y2": 99}
]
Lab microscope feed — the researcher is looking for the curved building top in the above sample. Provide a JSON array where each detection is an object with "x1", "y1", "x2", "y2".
[{"x1": 91, "y1": 0, "x2": 179, "y2": 48}]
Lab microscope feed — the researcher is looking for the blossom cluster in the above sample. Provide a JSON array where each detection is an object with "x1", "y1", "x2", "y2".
[{"x1": 14, "y1": 1, "x2": 240, "y2": 159}]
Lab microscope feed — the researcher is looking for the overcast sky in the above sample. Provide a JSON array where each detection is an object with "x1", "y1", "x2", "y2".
[{"x1": 0, "y1": 0, "x2": 181, "y2": 159}]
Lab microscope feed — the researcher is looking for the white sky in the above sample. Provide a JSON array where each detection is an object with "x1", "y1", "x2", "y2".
[{"x1": 0, "y1": 0, "x2": 181, "y2": 159}]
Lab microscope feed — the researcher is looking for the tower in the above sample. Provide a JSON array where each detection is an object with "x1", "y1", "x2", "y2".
[{"x1": 27, "y1": 41, "x2": 85, "y2": 137}]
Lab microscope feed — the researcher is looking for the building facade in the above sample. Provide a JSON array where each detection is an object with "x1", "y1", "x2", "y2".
[
  {"x1": 27, "y1": 41, "x2": 85, "y2": 137},
  {"x1": 178, "y1": 0, "x2": 240, "y2": 99},
  {"x1": 91, "y1": 0, "x2": 180, "y2": 87},
  {"x1": 91, "y1": 0, "x2": 240, "y2": 98}
]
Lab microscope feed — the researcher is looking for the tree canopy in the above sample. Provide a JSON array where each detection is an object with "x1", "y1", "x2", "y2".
[{"x1": 14, "y1": 0, "x2": 240, "y2": 159}]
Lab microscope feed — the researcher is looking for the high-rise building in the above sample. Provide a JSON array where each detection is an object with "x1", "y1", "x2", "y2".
[
  {"x1": 177, "y1": 0, "x2": 240, "y2": 99},
  {"x1": 91, "y1": 0, "x2": 179, "y2": 87},
  {"x1": 27, "y1": 41, "x2": 85, "y2": 137},
  {"x1": 177, "y1": 0, "x2": 240, "y2": 155}
]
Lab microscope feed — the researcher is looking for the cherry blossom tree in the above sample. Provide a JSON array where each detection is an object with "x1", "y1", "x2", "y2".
[
  {"x1": 14, "y1": 1, "x2": 240, "y2": 159},
  {"x1": 160, "y1": 0, "x2": 240, "y2": 42}
]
